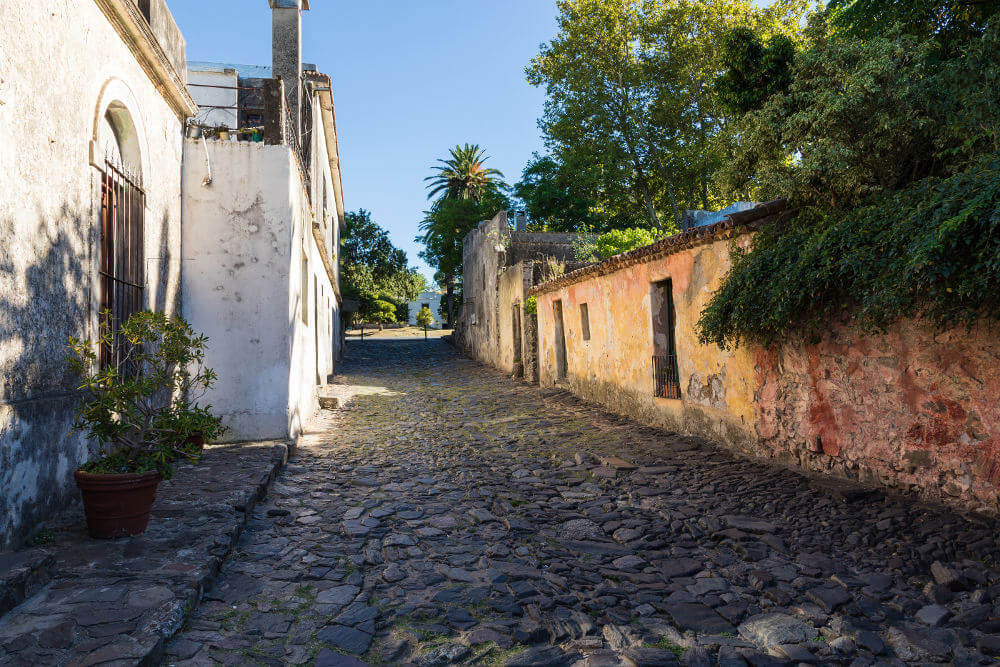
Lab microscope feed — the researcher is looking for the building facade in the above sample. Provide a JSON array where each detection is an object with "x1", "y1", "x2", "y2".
[
  {"x1": 182, "y1": 0, "x2": 344, "y2": 442},
  {"x1": 455, "y1": 210, "x2": 590, "y2": 375},
  {"x1": 529, "y1": 202, "x2": 1000, "y2": 511},
  {"x1": 0, "y1": 0, "x2": 196, "y2": 548},
  {"x1": 408, "y1": 291, "x2": 444, "y2": 329}
]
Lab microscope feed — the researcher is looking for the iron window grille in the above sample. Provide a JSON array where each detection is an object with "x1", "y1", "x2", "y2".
[
  {"x1": 100, "y1": 158, "x2": 145, "y2": 379},
  {"x1": 653, "y1": 354, "x2": 681, "y2": 399}
]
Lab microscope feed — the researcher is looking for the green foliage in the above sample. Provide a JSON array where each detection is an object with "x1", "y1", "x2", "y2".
[
  {"x1": 425, "y1": 144, "x2": 505, "y2": 201},
  {"x1": 524, "y1": 296, "x2": 538, "y2": 316},
  {"x1": 514, "y1": 153, "x2": 608, "y2": 232},
  {"x1": 527, "y1": 0, "x2": 808, "y2": 228},
  {"x1": 360, "y1": 299, "x2": 398, "y2": 327},
  {"x1": 717, "y1": 27, "x2": 796, "y2": 115},
  {"x1": 697, "y1": 157, "x2": 1000, "y2": 348},
  {"x1": 342, "y1": 209, "x2": 425, "y2": 324},
  {"x1": 826, "y1": 0, "x2": 1000, "y2": 45},
  {"x1": 67, "y1": 310, "x2": 222, "y2": 478},
  {"x1": 725, "y1": 23, "x2": 943, "y2": 211},
  {"x1": 416, "y1": 306, "x2": 435, "y2": 328},
  {"x1": 595, "y1": 227, "x2": 662, "y2": 259}
]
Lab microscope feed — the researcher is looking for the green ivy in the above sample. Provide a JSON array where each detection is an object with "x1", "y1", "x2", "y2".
[
  {"x1": 697, "y1": 157, "x2": 1000, "y2": 349},
  {"x1": 524, "y1": 296, "x2": 538, "y2": 316}
]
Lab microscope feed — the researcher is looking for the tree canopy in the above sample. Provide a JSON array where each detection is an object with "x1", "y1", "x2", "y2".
[{"x1": 341, "y1": 210, "x2": 426, "y2": 324}]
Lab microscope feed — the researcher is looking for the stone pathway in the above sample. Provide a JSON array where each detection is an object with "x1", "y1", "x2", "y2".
[
  {"x1": 0, "y1": 442, "x2": 291, "y2": 666},
  {"x1": 165, "y1": 339, "x2": 1000, "y2": 666}
]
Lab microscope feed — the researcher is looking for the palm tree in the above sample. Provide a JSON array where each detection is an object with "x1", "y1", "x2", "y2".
[{"x1": 425, "y1": 144, "x2": 505, "y2": 202}]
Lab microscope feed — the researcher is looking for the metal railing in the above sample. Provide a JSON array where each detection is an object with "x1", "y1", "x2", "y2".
[
  {"x1": 100, "y1": 158, "x2": 145, "y2": 378},
  {"x1": 653, "y1": 354, "x2": 681, "y2": 399}
]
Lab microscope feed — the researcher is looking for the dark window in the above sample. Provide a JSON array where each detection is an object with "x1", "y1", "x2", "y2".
[
  {"x1": 100, "y1": 159, "x2": 145, "y2": 377},
  {"x1": 553, "y1": 299, "x2": 567, "y2": 380},
  {"x1": 137, "y1": 0, "x2": 151, "y2": 21},
  {"x1": 580, "y1": 303, "x2": 591, "y2": 341},
  {"x1": 651, "y1": 279, "x2": 680, "y2": 398},
  {"x1": 421, "y1": 303, "x2": 429, "y2": 309}
]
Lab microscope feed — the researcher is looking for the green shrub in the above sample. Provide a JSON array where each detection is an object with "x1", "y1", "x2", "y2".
[
  {"x1": 595, "y1": 228, "x2": 660, "y2": 259},
  {"x1": 697, "y1": 157, "x2": 1000, "y2": 348},
  {"x1": 67, "y1": 311, "x2": 222, "y2": 478},
  {"x1": 416, "y1": 306, "x2": 435, "y2": 327},
  {"x1": 524, "y1": 296, "x2": 538, "y2": 316}
]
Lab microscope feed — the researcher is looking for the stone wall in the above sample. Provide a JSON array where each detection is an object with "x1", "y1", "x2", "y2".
[
  {"x1": 455, "y1": 211, "x2": 587, "y2": 374},
  {"x1": 530, "y1": 210, "x2": 1000, "y2": 512},
  {"x1": 0, "y1": 0, "x2": 191, "y2": 548}
]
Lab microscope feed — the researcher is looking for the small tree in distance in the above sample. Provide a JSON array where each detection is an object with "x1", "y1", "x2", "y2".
[{"x1": 416, "y1": 306, "x2": 435, "y2": 341}]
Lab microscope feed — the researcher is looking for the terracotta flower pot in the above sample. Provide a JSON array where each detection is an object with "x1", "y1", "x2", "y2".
[{"x1": 74, "y1": 470, "x2": 162, "y2": 539}]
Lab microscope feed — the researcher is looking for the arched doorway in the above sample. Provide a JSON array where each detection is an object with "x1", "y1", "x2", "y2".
[{"x1": 98, "y1": 104, "x2": 145, "y2": 375}]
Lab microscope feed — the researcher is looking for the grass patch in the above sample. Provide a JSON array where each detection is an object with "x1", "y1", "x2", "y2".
[{"x1": 644, "y1": 637, "x2": 686, "y2": 657}]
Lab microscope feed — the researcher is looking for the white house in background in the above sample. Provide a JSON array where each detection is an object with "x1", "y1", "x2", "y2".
[
  {"x1": 181, "y1": 0, "x2": 345, "y2": 441},
  {"x1": 408, "y1": 290, "x2": 444, "y2": 329}
]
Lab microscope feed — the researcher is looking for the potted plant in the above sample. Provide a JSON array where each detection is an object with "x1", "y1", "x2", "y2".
[{"x1": 67, "y1": 311, "x2": 221, "y2": 539}]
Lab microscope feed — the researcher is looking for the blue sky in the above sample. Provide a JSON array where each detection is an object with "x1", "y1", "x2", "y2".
[{"x1": 170, "y1": 1, "x2": 561, "y2": 283}]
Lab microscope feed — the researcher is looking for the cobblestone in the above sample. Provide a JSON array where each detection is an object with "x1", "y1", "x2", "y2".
[{"x1": 166, "y1": 339, "x2": 1000, "y2": 666}]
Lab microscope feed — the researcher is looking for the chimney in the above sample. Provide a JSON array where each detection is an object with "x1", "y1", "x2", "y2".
[{"x1": 270, "y1": 0, "x2": 309, "y2": 144}]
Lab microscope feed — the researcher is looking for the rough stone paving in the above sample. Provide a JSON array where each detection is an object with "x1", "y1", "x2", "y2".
[{"x1": 161, "y1": 339, "x2": 1000, "y2": 666}]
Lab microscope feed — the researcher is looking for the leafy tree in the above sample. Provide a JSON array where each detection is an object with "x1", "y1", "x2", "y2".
[
  {"x1": 418, "y1": 187, "x2": 510, "y2": 327},
  {"x1": 416, "y1": 306, "x2": 435, "y2": 327},
  {"x1": 717, "y1": 27, "x2": 796, "y2": 115},
  {"x1": 341, "y1": 209, "x2": 425, "y2": 323},
  {"x1": 527, "y1": 0, "x2": 807, "y2": 229},
  {"x1": 595, "y1": 228, "x2": 661, "y2": 259},
  {"x1": 698, "y1": 20, "x2": 1000, "y2": 347},
  {"x1": 514, "y1": 154, "x2": 599, "y2": 232},
  {"x1": 360, "y1": 299, "x2": 397, "y2": 331},
  {"x1": 425, "y1": 144, "x2": 505, "y2": 201},
  {"x1": 826, "y1": 0, "x2": 1000, "y2": 46},
  {"x1": 722, "y1": 21, "x2": 944, "y2": 212}
]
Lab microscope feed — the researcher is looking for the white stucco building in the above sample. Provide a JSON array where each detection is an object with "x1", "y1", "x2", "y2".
[
  {"x1": 408, "y1": 290, "x2": 444, "y2": 329},
  {"x1": 0, "y1": 0, "x2": 196, "y2": 548},
  {"x1": 182, "y1": 0, "x2": 345, "y2": 442}
]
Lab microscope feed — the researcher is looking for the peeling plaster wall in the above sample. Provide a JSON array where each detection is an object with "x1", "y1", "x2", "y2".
[
  {"x1": 536, "y1": 236, "x2": 758, "y2": 455},
  {"x1": 535, "y1": 232, "x2": 1000, "y2": 511},
  {"x1": 0, "y1": 1, "x2": 184, "y2": 548},
  {"x1": 182, "y1": 139, "x2": 336, "y2": 442},
  {"x1": 456, "y1": 212, "x2": 581, "y2": 374},
  {"x1": 182, "y1": 142, "x2": 293, "y2": 441}
]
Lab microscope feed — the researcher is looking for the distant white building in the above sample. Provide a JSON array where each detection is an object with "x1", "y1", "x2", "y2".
[{"x1": 408, "y1": 290, "x2": 444, "y2": 328}]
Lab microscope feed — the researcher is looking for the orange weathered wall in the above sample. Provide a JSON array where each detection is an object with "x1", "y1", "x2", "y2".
[{"x1": 535, "y1": 233, "x2": 1000, "y2": 511}]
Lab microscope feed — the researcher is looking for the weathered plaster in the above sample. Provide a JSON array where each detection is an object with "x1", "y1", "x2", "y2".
[
  {"x1": 0, "y1": 0, "x2": 186, "y2": 548},
  {"x1": 534, "y1": 227, "x2": 1000, "y2": 512},
  {"x1": 181, "y1": 89, "x2": 339, "y2": 443}
]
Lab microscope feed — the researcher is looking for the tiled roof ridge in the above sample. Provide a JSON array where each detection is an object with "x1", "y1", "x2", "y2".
[{"x1": 527, "y1": 199, "x2": 790, "y2": 297}]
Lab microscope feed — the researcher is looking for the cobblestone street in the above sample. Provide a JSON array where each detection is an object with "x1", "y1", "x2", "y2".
[{"x1": 166, "y1": 339, "x2": 1000, "y2": 666}]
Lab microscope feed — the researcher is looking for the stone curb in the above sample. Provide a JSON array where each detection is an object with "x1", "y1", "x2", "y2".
[
  {"x1": 0, "y1": 440, "x2": 295, "y2": 667},
  {"x1": 137, "y1": 441, "x2": 292, "y2": 667}
]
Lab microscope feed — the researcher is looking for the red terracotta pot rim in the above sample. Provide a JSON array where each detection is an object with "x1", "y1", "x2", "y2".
[{"x1": 74, "y1": 469, "x2": 162, "y2": 483}]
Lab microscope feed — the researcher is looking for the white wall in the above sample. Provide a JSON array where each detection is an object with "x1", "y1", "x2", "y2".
[
  {"x1": 187, "y1": 68, "x2": 239, "y2": 129},
  {"x1": 0, "y1": 0, "x2": 186, "y2": 547},
  {"x1": 408, "y1": 291, "x2": 444, "y2": 328},
  {"x1": 182, "y1": 117, "x2": 338, "y2": 442},
  {"x1": 182, "y1": 141, "x2": 295, "y2": 440}
]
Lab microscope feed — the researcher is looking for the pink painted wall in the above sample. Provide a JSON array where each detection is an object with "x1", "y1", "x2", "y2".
[{"x1": 534, "y1": 233, "x2": 1000, "y2": 511}]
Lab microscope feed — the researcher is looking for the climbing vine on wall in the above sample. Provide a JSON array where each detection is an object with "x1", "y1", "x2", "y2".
[{"x1": 697, "y1": 158, "x2": 1000, "y2": 349}]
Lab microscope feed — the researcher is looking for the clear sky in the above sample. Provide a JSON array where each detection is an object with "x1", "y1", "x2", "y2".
[{"x1": 169, "y1": 1, "x2": 561, "y2": 284}]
